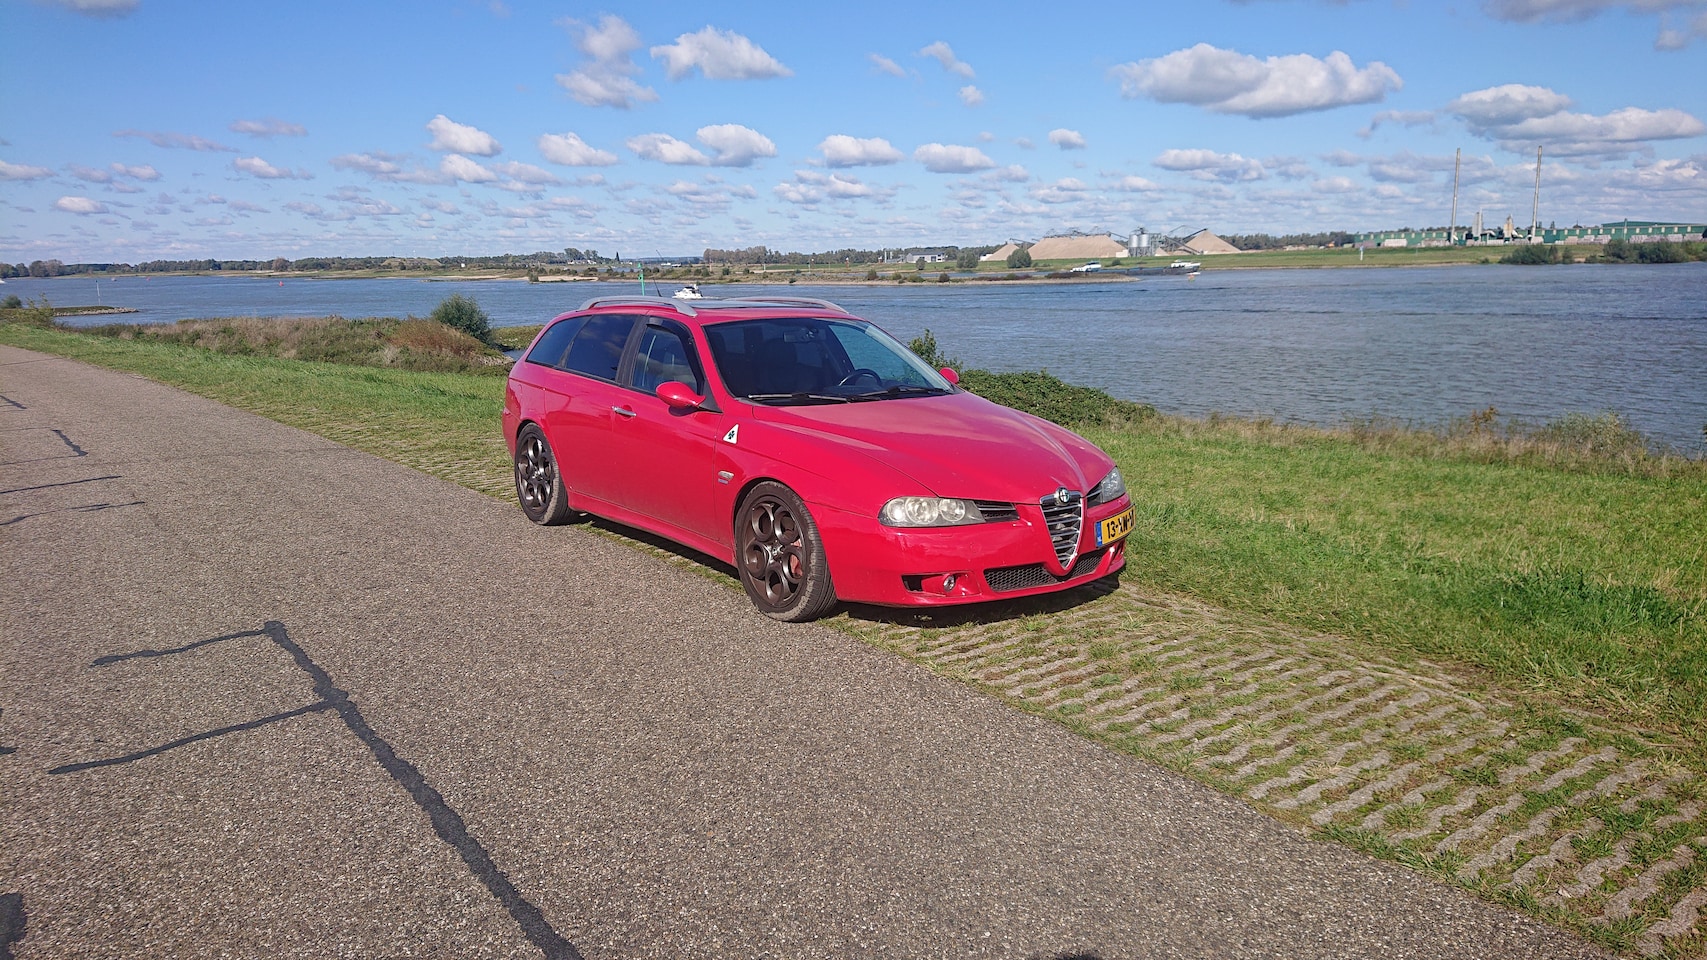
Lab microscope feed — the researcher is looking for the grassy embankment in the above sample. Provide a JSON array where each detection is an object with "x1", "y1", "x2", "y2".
[{"x1": 5, "y1": 316, "x2": 1702, "y2": 750}]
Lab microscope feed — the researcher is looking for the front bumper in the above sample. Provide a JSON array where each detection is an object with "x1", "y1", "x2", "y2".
[{"x1": 814, "y1": 497, "x2": 1131, "y2": 608}]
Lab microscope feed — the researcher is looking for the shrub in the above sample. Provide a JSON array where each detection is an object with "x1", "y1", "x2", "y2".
[
  {"x1": 429, "y1": 293, "x2": 492, "y2": 343},
  {"x1": 960, "y1": 369, "x2": 1157, "y2": 426},
  {"x1": 1, "y1": 294, "x2": 21, "y2": 309},
  {"x1": 906, "y1": 329, "x2": 961, "y2": 370},
  {"x1": 907, "y1": 328, "x2": 1155, "y2": 427},
  {"x1": 1499, "y1": 245, "x2": 1561, "y2": 265},
  {"x1": 0, "y1": 296, "x2": 58, "y2": 328},
  {"x1": 1006, "y1": 248, "x2": 1032, "y2": 269}
]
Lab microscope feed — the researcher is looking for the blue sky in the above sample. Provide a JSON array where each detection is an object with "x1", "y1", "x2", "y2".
[{"x1": 2, "y1": 0, "x2": 1704, "y2": 262}]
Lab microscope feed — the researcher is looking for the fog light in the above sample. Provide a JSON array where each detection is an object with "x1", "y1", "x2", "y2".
[{"x1": 942, "y1": 574, "x2": 957, "y2": 591}]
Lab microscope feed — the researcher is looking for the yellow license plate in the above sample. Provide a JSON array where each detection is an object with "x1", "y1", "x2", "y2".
[{"x1": 1096, "y1": 507, "x2": 1134, "y2": 546}]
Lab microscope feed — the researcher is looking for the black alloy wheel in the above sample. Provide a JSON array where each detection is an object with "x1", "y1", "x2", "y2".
[
  {"x1": 735, "y1": 481, "x2": 837, "y2": 622},
  {"x1": 513, "y1": 424, "x2": 572, "y2": 525}
]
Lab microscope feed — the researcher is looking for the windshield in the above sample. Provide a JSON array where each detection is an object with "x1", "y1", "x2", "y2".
[{"x1": 704, "y1": 317, "x2": 955, "y2": 405}]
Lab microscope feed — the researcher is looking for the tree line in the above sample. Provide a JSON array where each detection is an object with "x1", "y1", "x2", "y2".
[{"x1": 1220, "y1": 231, "x2": 1356, "y2": 250}]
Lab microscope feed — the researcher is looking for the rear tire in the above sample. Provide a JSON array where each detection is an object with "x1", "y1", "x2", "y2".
[
  {"x1": 735, "y1": 482, "x2": 837, "y2": 622},
  {"x1": 513, "y1": 424, "x2": 572, "y2": 525}
]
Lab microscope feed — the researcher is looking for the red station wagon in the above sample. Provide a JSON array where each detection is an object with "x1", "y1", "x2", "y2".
[{"x1": 503, "y1": 295, "x2": 1134, "y2": 621}]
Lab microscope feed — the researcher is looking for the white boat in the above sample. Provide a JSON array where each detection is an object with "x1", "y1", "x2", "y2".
[
  {"x1": 672, "y1": 283, "x2": 704, "y2": 300},
  {"x1": 1169, "y1": 260, "x2": 1202, "y2": 272}
]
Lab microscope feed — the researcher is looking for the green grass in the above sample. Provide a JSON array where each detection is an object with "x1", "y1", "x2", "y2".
[
  {"x1": 0, "y1": 323, "x2": 511, "y2": 496},
  {"x1": 1086, "y1": 419, "x2": 1706, "y2": 741},
  {"x1": 6, "y1": 320, "x2": 1703, "y2": 746}
]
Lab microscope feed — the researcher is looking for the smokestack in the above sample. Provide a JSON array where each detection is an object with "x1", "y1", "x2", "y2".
[{"x1": 1531, "y1": 146, "x2": 1543, "y2": 241}]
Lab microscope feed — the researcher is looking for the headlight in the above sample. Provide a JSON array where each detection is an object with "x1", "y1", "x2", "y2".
[
  {"x1": 1088, "y1": 467, "x2": 1126, "y2": 505},
  {"x1": 880, "y1": 497, "x2": 986, "y2": 527}
]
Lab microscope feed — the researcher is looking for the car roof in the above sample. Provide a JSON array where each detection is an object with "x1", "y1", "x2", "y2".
[{"x1": 572, "y1": 295, "x2": 854, "y2": 325}]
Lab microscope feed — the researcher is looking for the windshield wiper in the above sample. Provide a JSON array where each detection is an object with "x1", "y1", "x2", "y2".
[
  {"x1": 745, "y1": 392, "x2": 852, "y2": 404},
  {"x1": 849, "y1": 384, "x2": 949, "y2": 401}
]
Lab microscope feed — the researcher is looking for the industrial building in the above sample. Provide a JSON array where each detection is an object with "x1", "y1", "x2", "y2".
[{"x1": 1354, "y1": 219, "x2": 1707, "y2": 248}]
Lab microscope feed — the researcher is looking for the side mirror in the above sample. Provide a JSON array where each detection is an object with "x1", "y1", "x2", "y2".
[
  {"x1": 938, "y1": 367, "x2": 960, "y2": 386},
  {"x1": 655, "y1": 381, "x2": 706, "y2": 410}
]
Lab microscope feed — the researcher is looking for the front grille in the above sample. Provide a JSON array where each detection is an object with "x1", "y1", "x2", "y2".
[
  {"x1": 986, "y1": 550, "x2": 1104, "y2": 593},
  {"x1": 973, "y1": 500, "x2": 1019, "y2": 523},
  {"x1": 1040, "y1": 490, "x2": 1084, "y2": 566}
]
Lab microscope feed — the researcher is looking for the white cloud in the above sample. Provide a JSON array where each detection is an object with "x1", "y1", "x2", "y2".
[
  {"x1": 0, "y1": 160, "x2": 54, "y2": 180},
  {"x1": 1446, "y1": 83, "x2": 1706, "y2": 154},
  {"x1": 1446, "y1": 84, "x2": 1572, "y2": 125},
  {"x1": 1049, "y1": 128, "x2": 1088, "y2": 150},
  {"x1": 651, "y1": 27, "x2": 791, "y2": 80},
  {"x1": 1113, "y1": 175, "x2": 1162, "y2": 192},
  {"x1": 492, "y1": 161, "x2": 560, "y2": 185},
  {"x1": 55, "y1": 196, "x2": 109, "y2": 214},
  {"x1": 440, "y1": 154, "x2": 498, "y2": 183},
  {"x1": 234, "y1": 156, "x2": 312, "y2": 179},
  {"x1": 1111, "y1": 43, "x2": 1401, "y2": 118},
  {"x1": 627, "y1": 133, "x2": 710, "y2": 166},
  {"x1": 111, "y1": 162, "x2": 159, "y2": 180},
  {"x1": 1155, "y1": 148, "x2": 1266, "y2": 181},
  {"x1": 869, "y1": 53, "x2": 906, "y2": 77},
  {"x1": 915, "y1": 144, "x2": 996, "y2": 174},
  {"x1": 114, "y1": 129, "x2": 235, "y2": 151},
  {"x1": 918, "y1": 41, "x2": 974, "y2": 78},
  {"x1": 818, "y1": 135, "x2": 904, "y2": 167},
  {"x1": 537, "y1": 132, "x2": 618, "y2": 166},
  {"x1": 427, "y1": 115, "x2": 501, "y2": 156},
  {"x1": 1032, "y1": 178, "x2": 1090, "y2": 203},
  {"x1": 1482, "y1": 0, "x2": 1704, "y2": 22},
  {"x1": 775, "y1": 171, "x2": 897, "y2": 205},
  {"x1": 985, "y1": 165, "x2": 1031, "y2": 183},
  {"x1": 696, "y1": 124, "x2": 777, "y2": 167},
  {"x1": 230, "y1": 118, "x2": 307, "y2": 138},
  {"x1": 1312, "y1": 176, "x2": 1361, "y2": 193},
  {"x1": 69, "y1": 164, "x2": 113, "y2": 183},
  {"x1": 331, "y1": 152, "x2": 404, "y2": 177},
  {"x1": 1653, "y1": 10, "x2": 1707, "y2": 49},
  {"x1": 46, "y1": 0, "x2": 135, "y2": 17},
  {"x1": 556, "y1": 15, "x2": 658, "y2": 109},
  {"x1": 959, "y1": 85, "x2": 985, "y2": 107}
]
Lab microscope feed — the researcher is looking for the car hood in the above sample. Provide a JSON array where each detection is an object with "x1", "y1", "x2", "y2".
[{"x1": 753, "y1": 392, "x2": 1112, "y2": 501}]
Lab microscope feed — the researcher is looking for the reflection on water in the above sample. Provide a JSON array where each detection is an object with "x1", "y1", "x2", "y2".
[{"x1": 10, "y1": 264, "x2": 1706, "y2": 451}]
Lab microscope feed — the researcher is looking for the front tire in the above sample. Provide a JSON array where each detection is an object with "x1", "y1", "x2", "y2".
[
  {"x1": 513, "y1": 424, "x2": 572, "y2": 525},
  {"x1": 736, "y1": 482, "x2": 837, "y2": 622}
]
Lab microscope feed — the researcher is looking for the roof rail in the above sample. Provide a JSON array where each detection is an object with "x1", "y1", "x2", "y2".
[
  {"x1": 574, "y1": 294, "x2": 850, "y2": 315},
  {"x1": 577, "y1": 295, "x2": 696, "y2": 315}
]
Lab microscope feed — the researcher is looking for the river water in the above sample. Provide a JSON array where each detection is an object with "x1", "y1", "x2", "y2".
[{"x1": 7, "y1": 265, "x2": 1704, "y2": 452}]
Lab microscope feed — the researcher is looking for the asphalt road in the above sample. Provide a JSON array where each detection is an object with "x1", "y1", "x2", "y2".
[{"x1": 0, "y1": 345, "x2": 1607, "y2": 960}]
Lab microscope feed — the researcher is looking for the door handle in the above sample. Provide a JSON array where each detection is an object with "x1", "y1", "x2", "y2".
[{"x1": 612, "y1": 406, "x2": 637, "y2": 418}]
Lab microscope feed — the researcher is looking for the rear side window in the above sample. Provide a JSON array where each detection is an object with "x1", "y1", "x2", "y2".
[
  {"x1": 523, "y1": 316, "x2": 584, "y2": 368},
  {"x1": 562, "y1": 314, "x2": 635, "y2": 382}
]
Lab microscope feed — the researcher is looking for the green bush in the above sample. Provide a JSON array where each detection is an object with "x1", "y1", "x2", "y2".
[
  {"x1": 1006, "y1": 248, "x2": 1032, "y2": 269},
  {"x1": 908, "y1": 328, "x2": 1155, "y2": 426},
  {"x1": 1, "y1": 294, "x2": 21, "y2": 309},
  {"x1": 0, "y1": 296, "x2": 58, "y2": 328},
  {"x1": 429, "y1": 294, "x2": 492, "y2": 343},
  {"x1": 1499, "y1": 245, "x2": 1561, "y2": 265}
]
